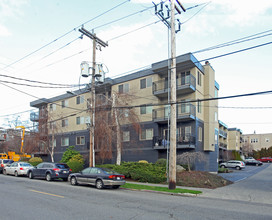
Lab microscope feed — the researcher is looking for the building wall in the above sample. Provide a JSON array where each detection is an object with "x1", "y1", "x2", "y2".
[
  {"x1": 242, "y1": 133, "x2": 272, "y2": 151},
  {"x1": 228, "y1": 129, "x2": 242, "y2": 151}
]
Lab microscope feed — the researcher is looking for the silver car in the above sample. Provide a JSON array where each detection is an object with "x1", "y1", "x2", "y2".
[
  {"x1": 220, "y1": 160, "x2": 246, "y2": 170},
  {"x1": 3, "y1": 162, "x2": 33, "y2": 176}
]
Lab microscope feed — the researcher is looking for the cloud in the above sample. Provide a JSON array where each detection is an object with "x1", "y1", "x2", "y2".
[{"x1": 0, "y1": 24, "x2": 11, "y2": 37}]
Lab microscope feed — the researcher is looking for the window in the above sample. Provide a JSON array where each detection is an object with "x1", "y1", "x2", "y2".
[
  {"x1": 62, "y1": 119, "x2": 68, "y2": 127},
  {"x1": 76, "y1": 95, "x2": 84, "y2": 104},
  {"x1": 197, "y1": 71, "x2": 202, "y2": 86},
  {"x1": 49, "y1": 121, "x2": 56, "y2": 129},
  {"x1": 198, "y1": 127, "x2": 202, "y2": 142},
  {"x1": 140, "y1": 105, "x2": 152, "y2": 114},
  {"x1": 140, "y1": 77, "x2": 152, "y2": 89},
  {"x1": 197, "y1": 100, "x2": 202, "y2": 113},
  {"x1": 49, "y1": 103, "x2": 56, "y2": 111},
  {"x1": 49, "y1": 139, "x2": 56, "y2": 147},
  {"x1": 140, "y1": 128, "x2": 153, "y2": 140},
  {"x1": 265, "y1": 138, "x2": 270, "y2": 143},
  {"x1": 76, "y1": 136, "x2": 85, "y2": 145},
  {"x1": 61, "y1": 137, "x2": 69, "y2": 146},
  {"x1": 61, "y1": 100, "x2": 68, "y2": 108},
  {"x1": 251, "y1": 138, "x2": 259, "y2": 143},
  {"x1": 122, "y1": 131, "x2": 130, "y2": 142},
  {"x1": 118, "y1": 83, "x2": 129, "y2": 93},
  {"x1": 76, "y1": 116, "x2": 85, "y2": 125}
]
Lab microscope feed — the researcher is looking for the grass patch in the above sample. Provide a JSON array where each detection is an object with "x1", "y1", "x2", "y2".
[{"x1": 121, "y1": 183, "x2": 202, "y2": 194}]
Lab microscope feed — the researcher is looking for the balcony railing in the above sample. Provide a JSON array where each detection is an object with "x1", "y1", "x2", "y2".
[
  {"x1": 152, "y1": 74, "x2": 196, "y2": 97},
  {"x1": 219, "y1": 129, "x2": 227, "y2": 138},
  {"x1": 153, "y1": 135, "x2": 195, "y2": 149},
  {"x1": 153, "y1": 103, "x2": 196, "y2": 123}
]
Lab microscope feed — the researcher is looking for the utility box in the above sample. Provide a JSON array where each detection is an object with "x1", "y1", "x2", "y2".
[{"x1": 95, "y1": 64, "x2": 105, "y2": 83}]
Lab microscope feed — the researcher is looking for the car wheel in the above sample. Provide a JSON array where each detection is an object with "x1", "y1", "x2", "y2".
[
  {"x1": 268, "y1": 161, "x2": 270, "y2": 163},
  {"x1": 3, "y1": 169, "x2": 6, "y2": 175},
  {"x1": 14, "y1": 171, "x2": 18, "y2": 177},
  {"x1": 96, "y1": 179, "x2": 104, "y2": 189},
  {"x1": 220, "y1": 165, "x2": 226, "y2": 168},
  {"x1": 70, "y1": 177, "x2": 78, "y2": 186},
  {"x1": 236, "y1": 166, "x2": 241, "y2": 170},
  {"x1": 28, "y1": 171, "x2": 33, "y2": 179},
  {"x1": 46, "y1": 173, "x2": 52, "y2": 181},
  {"x1": 112, "y1": 185, "x2": 120, "y2": 189},
  {"x1": 256, "y1": 163, "x2": 259, "y2": 166}
]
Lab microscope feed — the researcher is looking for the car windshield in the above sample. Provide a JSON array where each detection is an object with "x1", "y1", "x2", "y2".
[
  {"x1": 101, "y1": 168, "x2": 120, "y2": 175},
  {"x1": 4, "y1": 160, "x2": 13, "y2": 164},
  {"x1": 56, "y1": 164, "x2": 69, "y2": 169}
]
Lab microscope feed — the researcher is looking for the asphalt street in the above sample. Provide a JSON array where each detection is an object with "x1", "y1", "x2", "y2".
[{"x1": 0, "y1": 164, "x2": 271, "y2": 220}]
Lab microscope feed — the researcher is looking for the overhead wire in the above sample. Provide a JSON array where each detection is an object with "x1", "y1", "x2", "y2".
[{"x1": 0, "y1": 0, "x2": 130, "y2": 72}]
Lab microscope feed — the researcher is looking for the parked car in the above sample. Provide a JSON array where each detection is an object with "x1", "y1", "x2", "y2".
[
  {"x1": 3, "y1": 162, "x2": 33, "y2": 176},
  {"x1": 68, "y1": 167, "x2": 126, "y2": 189},
  {"x1": 0, "y1": 159, "x2": 14, "y2": 173},
  {"x1": 220, "y1": 160, "x2": 246, "y2": 170},
  {"x1": 27, "y1": 162, "x2": 71, "y2": 181},
  {"x1": 244, "y1": 159, "x2": 263, "y2": 166},
  {"x1": 256, "y1": 157, "x2": 272, "y2": 163}
]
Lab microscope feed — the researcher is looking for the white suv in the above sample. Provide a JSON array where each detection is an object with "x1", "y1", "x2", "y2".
[{"x1": 220, "y1": 160, "x2": 245, "y2": 170}]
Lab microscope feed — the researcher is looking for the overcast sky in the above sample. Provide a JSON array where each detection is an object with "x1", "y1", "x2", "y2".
[{"x1": 0, "y1": 0, "x2": 272, "y2": 134}]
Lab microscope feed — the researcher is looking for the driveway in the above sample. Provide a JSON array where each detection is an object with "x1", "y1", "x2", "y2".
[
  {"x1": 218, "y1": 163, "x2": 269, "y2": 182},
  {"x1": 201, "y1": 164, "x2": 272, "y2": 204}
]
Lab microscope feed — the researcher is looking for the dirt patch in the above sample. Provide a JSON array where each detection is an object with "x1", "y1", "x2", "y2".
[{"x1": 176, "y1": 171, "x2": 233, "y2": 189}]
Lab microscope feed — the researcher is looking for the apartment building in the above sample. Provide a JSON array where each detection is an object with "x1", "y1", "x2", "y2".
[
  {"x1": 227, "y1": 128, "x2": 242, "y2": 153},
  {"x1": 30, "y1": 53, "x2": 220, "y2": 172},
  {"x1": 218, "y1": 120, "x2": 228, "y2": 162},
  {"x1": 242, "y1": 133, "x2": 272, "y2": 152}
]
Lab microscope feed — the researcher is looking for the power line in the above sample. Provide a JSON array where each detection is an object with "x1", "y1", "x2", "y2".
[{"x1": 0, "y1": 0, "x2": 130, "y2": 72}]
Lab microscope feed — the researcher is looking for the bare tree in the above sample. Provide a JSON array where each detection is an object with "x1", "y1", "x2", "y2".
[
  {"x1": 177, "y1": 151, "x2": 206, "y2": 172},
  {"x1": 242, "y1": 141, "x2": 254, "y2": 157}
]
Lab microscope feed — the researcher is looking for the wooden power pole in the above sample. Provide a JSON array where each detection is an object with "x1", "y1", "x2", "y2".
[
  {"x1": 168, "y1": 0, "x2": 177, "y2": 190},
  {"x1": 79, "y1": 27, "x2": 108, "y2": 167}
]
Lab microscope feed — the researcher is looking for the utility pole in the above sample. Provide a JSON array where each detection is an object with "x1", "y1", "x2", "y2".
[
  {"x1": 79, "y1": 27, "x2": 108, "y2": 167},
  {"x1": 168, "y1": 0, "x2": 177, "y2": 190},
  {"x1": 154, "y1": 0, "x2": 186, "y2": 190}
]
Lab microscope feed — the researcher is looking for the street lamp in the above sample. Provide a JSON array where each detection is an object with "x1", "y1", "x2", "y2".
[{"x1": 67, "y1": 90, "x2": 95, "y2": 167}]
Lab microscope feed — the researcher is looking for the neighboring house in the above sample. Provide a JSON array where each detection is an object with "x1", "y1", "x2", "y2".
[
  {"x1": 242, "y1": 133, "x2": 272, "y2": 152},
  {"x1": 30, "y1": 53, "x2": 220, "y2": 172}
]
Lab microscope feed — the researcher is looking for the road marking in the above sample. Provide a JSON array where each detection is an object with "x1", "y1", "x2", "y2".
[
  {"x1": 234, "y1": 177, "x2": 247, "y2": 183},
  {"x1": 30, "y1": 190, "x2": 64, "y2": 198}
]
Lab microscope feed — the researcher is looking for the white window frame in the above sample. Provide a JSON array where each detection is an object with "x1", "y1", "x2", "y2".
[
  {"x1": 61, "y1": 137, "x2": 69, "y2": 146},
  {"x1": 122, "y1": 131, "x2": 130, "y2": 142},
  {"x1": 76, "y1": 136, "x2": 85, "y2": 145},
  {"x1": 140, "y1": 128, "x2": 153, "y2": 140}
]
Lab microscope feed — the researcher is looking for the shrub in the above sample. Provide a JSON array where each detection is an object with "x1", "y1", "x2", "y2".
[
  {"x1": 98, "y1": 162, "x2": 167, "y2": 184},
  {"x1": 155, "y1": 158, "x2": 167, "y2": 167},
  {"x1": 69, "y1": 154, "x2": 84, "y2": 164},
  {"x1": 67, "y1": 160, "x2": 84, "y2": 173},
  {"x1": 60, "y1": 146, "x2": 80, "y2": 163},
  {"x1": 28, "y1": 157, "x2": 43, "y2": 166},
  {"x1": 138, "y1": 160, "x2": 148, "y2": 164}
]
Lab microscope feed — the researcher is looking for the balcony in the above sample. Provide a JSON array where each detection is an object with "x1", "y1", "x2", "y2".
[
  {"x1": 152, "y1": 74, "x2": 196, "y2": 98},
  {"x1": 153, "y1": 135, "x2": 195, "y2": 150},
  {"x1": 153, "y1": 103, "x2": 196, "y2": 123},
  {"x1": 219, "y1": 129, "x2": 227, "y2": 139}
]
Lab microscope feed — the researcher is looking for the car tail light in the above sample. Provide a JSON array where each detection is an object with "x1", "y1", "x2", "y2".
[
  {"x1": 69, "y1": 169, "x2": 72, "y2": 172},
  {"x1": 109, "y1": 175, "x2": 125, "y2": 179},
  {"x1": 20, "y1": 168, "x2": 24, "y2": 170},
  {"x1": 53, "y1": 168, "x2": 60, "y2": 171},
  {"x1": 1, "y1": 164, "x2": 4, "y2": 167}
]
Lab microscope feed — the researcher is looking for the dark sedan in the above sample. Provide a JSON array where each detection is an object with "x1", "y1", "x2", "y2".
[
  {"x1": 245, "y1": 159, "x2": 263, "y2": 166},
  {"x1": 68, "y1": 167, "x2": 125, "y2": 189},
  {"x1": 27, "y1": 162, "x2": 71, "y2": 181}
]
